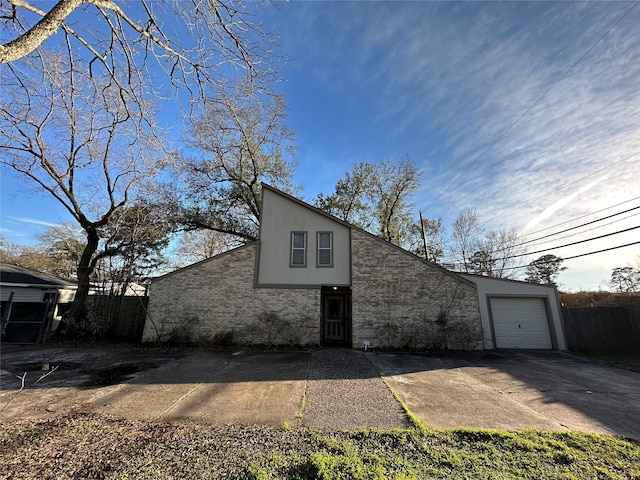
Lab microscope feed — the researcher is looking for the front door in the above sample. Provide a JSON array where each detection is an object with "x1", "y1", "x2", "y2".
[{"x1": 321, "y1": 287, "x2": 351, "y2": 346}]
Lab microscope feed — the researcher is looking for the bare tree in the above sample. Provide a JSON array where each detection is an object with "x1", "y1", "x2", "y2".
[
  {"x1": 316, "y1": 156, "x2": 420, "y2": 247},
  {"x1": 410, "y1": 216, "x2": 446, "y2": 264},
  {"x1": 0, "y1": 239, "x2": 55, "y2": 272},
  {"x1": 176, "y1": 88, "x2": 298, "y2": 242},
  {"x1": 481, "y1": 229, "x2": 526, "y2": 279},
  {"x1": 1, "y1": 1, "x2": 280, "y2": 332},
  {"x1": 0, "y1": 0, "x2": 277, "y2": 98},
  {"x1": 375, "y1": 156, "x2": 420, "y2": 245},
  {"x1": 465, "y1": 230, "x2": 526, "y2": 278},
  {"x1": 450, "y1": 208, "x2": 482, "y2": 272},
  {"x1": 170, "y1": 230, "x2": 240, "y2": 268},
  {"x1": 1, "y1": 50, "x2": 168, "y2": 332},
  {"x1": 34, "y1": 222, "x2": 85, "y2": 277}
]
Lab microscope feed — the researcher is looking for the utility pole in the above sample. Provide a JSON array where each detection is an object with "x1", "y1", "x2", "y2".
[{"x1": 419, "y1": 211, "x2": 430, "y2": 262}]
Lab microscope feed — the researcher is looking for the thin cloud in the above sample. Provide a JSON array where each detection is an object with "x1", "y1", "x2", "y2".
[
  {"x1": 272, "y1": 1, "x2": 639, "y2": 288},
  {"x1": 9, "y1": 217, "x2": 57, "y2": 228},
  {"x1": 0, "y1": 228, "x2": 25, "y2": 237},
  {"x1": 522, "y1": 174, "x2": 611, "y2": 232}
]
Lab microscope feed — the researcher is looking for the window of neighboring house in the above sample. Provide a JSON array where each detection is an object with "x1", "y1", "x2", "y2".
[
  {"x1": 317, "y1": 231, "x2": 333, "y2": 267},
  {"x1": 291, "y1": 232, "x2": 307, "y2": 267},
  {"x1": 42, "y1": 292, "x2": 57, "y2": 303}
]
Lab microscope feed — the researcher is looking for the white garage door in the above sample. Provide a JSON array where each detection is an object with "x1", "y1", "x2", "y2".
[{"x1": 490, "y1": 297, "x2": 552, "y2": 349}]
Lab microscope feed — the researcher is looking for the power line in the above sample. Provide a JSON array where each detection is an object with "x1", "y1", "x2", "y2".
[
  {"x1": 486, "y1": 240, "x2": 640, "y2": 272},
  {"x1": 425, "y1": 2, "x2": 638, "y2": 212},
  {"x1": 494, "y1": 204, "x2": 640, "y2": 253},
  {"x1": 502, "y1": 225, "x2": 640, "y2": 260},
  {"x1": 478, "y1": 152, "x2": 639, "y2": 229},
  {"x1": 524, "y1": 211, "x2": 640, "y2": 250},
  {"x1": 522, "y1": 195, "x2": 640, "y2": 238},
  {"x1": 450, "y1": 225, "x2": 640, "y2": 270},
  {"x1": 562, "y1": 241, "x2": 640, "y2": 261}
]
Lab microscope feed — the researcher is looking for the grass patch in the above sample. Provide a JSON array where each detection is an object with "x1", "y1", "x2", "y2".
[
  {"x1": 381, "y1": 377, "x2": 427, "y2": 432},
  {"x1": 1, "y1": 412, "x2": 638, "y2": 479},
  {"x1": 579, "y1": 353, "x2": 640, "y2": 373}
]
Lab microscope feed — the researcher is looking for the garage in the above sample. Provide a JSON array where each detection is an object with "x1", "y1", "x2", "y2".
[
  {"x1": 459, "y1": 273, "x2": 566, "y2": 350},
  {"x1": 489, "y1": 297, "x2": 552, "y2": 349}
]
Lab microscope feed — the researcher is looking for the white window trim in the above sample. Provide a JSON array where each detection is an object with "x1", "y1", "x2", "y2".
[
  {"x1": 316, "y1": 231, "x2": 333, "y2": 268},
  {"x1": 290, "y1": 231, "x2": 307, "y2": 267}
]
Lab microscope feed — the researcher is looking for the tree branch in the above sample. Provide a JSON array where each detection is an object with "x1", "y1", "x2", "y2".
[{"x1": 0, "y1": 0, "x2": 83, "y2": 63}]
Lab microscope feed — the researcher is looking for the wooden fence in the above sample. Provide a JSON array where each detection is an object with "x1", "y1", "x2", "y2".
[
  {"x1": 88, "y1": 294, "x2": 148, "y2": 342},
  {"x1": 561, "y1": 306, "x2": 640, "y2": 354}
]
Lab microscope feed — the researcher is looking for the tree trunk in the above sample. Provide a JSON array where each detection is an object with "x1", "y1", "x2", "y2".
[{"x1": 64, "y1": 227, "x2": 100, "y2": 337}]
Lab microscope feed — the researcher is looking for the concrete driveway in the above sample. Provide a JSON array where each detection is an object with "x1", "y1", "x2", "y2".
[
  {"x1": 368, "y1": 351, "x2": 640, "y2": 439},
  {"x1": 1, "y1": 345, "x2": 639, "y2": 439}
]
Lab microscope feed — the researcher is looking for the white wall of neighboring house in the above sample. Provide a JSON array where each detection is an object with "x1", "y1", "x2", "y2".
[
  {"x1": 1, "y1": 284, "x2": 76, "y2": 332},
  {"x1": 1, "y1": 286, "x2": 57, "y2": 303},
  {"x1": 57, "y1": 287, "x2": 77, "y2": 303},
  {"x1": 257, "y1": 186, "x2": 351, "y2": 286},
  {"x1": 460, "y1": 274, "x2": 566, "y2": 350}
]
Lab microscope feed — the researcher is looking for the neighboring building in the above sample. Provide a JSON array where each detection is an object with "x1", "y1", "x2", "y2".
[
  {"x1": 143, "y1": 185, "x2": 484, "y2": 349},
  {"x1": 1, "y1": 263, "x2": 77, "y2": 342},
  {"x1": 90, "y1": 281, "x2": 150, "y2": 297},
  {"x1": 460, "y1": 274, "x2": 566, "y2": 350}
]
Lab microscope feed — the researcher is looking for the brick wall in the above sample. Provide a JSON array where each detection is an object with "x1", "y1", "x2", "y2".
[
  {"x1": 142, "y1": 243, "x2": 321, "y2": 346},
  {"x1": 143, "y1": 231, "x2": 483, "y2": 350},
  {"x1": 350, "y1": 230, "x2": 484, "y2": 350}
]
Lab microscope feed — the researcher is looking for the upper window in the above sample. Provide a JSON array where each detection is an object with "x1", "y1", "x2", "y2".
[
  {"x1": 317, "y1": 231, "x2": 333, "y2": 267},
  {"x1": 291, "y1": 232, "x2": 307, "y2": 267}
]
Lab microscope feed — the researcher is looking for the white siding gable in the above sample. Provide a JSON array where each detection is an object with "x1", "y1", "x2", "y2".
[{"x1": 257, "y1": 187, "x2": 351, "y2": 286}]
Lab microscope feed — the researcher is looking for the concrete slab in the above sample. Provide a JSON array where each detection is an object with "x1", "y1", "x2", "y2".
[
  {"x1": 368, "y1": 353, "x2": 564, "y2": 431},
  {"x1": 445, "y1": 352, "x2": 640, "y2": 439},
  {"x1": 0, "y1": 345, "x2": 184, "y2": 421},
  {"x1": 2, "y1": 345, "x2": 639, "y2": 439},
  {"x1": 92, "y1": 351, "x2": 310, "y2": 426},
  {"x1": 368, "y1": 351, "x2": 640, "y2": 439},
  {"x1": 90, "y1": 351, "x2": 230, "y2": 421}
]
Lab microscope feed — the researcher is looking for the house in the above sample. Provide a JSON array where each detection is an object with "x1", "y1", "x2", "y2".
[
  {"x1": 460, "y1": 274, "x2": 566, "y2": 350},
  {"x1": 142, "y1": 185, "x2": 565, "y2": 350},
  {"x1": 0, "y1": 263, "x2": 77, "y2": 343}
]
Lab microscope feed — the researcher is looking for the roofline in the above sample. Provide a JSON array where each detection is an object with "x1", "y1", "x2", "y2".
[
  {"x1": 0, "y1": 282, "x2": 77, "y2": 289},
  {"x1": 261, "y1": 183, "x2": 476, "y2": 288},
  {"x1": 459, "y1": 272, "x2": 558, "y2": 290},
  {"x1": 0, "y1": 262, "x2": 78, "y2": 287},
  {"x1": 151, "y1": 242, "x2": 258, "y2": 283}
]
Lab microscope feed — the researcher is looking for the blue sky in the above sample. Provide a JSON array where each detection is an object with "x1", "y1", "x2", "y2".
[{"x1": 1, "y1": 1, "x2": 639, "y2": 291}]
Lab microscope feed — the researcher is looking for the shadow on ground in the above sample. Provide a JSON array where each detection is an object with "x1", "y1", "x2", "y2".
[{"x1": 1, "y1": 344, "x2": 639, "y2": 438}]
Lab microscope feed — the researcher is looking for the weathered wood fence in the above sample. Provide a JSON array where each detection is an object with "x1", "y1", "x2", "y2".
[
  {"x1": 561, "y1": 306, "x2": 640, "y2": 354},
  {"x1": 88, "y1": 295, "x2": 149, "y2": 342}
]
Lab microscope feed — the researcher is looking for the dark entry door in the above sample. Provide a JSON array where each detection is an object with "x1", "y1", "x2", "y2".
[{"x1": 321, "y1": 288, "x2": 350, "y2": 346}]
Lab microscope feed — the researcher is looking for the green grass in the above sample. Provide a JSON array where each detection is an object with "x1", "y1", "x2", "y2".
[
  {"x1": 1, "y1": 412, "x2": 638, "y2": 480},
  {"x1": 579, "y1": 353, "x2": 640, "y2": 373},
  {"x1": 382, "y1": 377, "x2": 427, "y2": 431}
]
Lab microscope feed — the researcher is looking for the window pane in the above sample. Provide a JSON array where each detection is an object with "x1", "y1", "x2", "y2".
[
  {"x1": 292, "y1": 249, "x2": 305, "y2": 265},
  {"x1": 318, "y1": 232, "x2": 331, "y2": 248},
  {"x1": 292, "y1": 233, "x2": 306, "y2": 248},
  {"x1": 318, "y1": 249, "x2": 331, "y2": 265}
]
